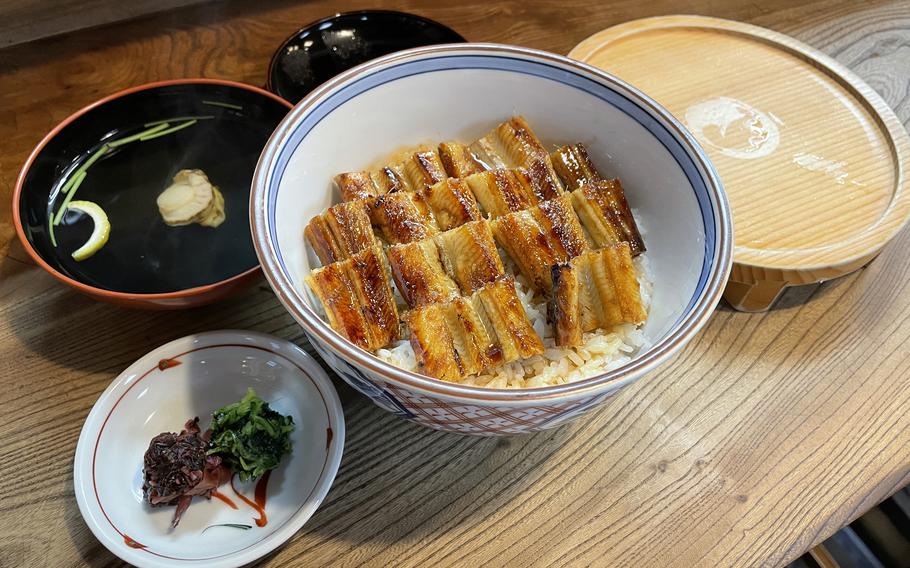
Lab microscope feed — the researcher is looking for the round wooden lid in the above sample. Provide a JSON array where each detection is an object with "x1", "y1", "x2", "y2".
[{"x1": 570, "y1": 15, "x2": 910, "y2": 311}]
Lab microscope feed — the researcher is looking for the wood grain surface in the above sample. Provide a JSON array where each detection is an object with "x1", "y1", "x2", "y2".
[
  {"x1": 1, "y1": 1, "x2": 909, "y2": 566},
  {"x1": 0, "y1": 0, "x2": 211, "y2": 48},
  {"x1": 570, "y1": 15, "x2": 910, "y2": 312}
]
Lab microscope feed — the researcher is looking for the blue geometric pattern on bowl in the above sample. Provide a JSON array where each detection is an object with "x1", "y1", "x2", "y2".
[
  {"x1": 306, "y1": 332, "x2": 416, "y2": 419},
  {"x1": 306, "y1": 329, "x2": 624, "y2": 435}
]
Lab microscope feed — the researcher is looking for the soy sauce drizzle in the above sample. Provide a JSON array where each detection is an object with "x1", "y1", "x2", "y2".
[
  {"x1": 211, "y1": 489, "x2": 238, "y2": 509},
  {"x1": 230, "y1": 471, "x2": 270, "y2": 527},
  {"x1": 157, "y1": 358, "x2": 182, "y2": 371},
  {"x1": 123, "y1": 535, "x2": 146, "y2": 549},
  {"x1": 254, "y1": 471, "x2": 270, "y2": 518}
]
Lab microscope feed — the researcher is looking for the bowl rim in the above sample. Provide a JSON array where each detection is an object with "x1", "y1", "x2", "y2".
[
  {"x1": 265, "y1": 9, "x2": 467, "y2": 99},
  {"x1": 251, "y1": 43, "x2": 733, "y2": 403},
  {"x1": 12, "y1": 78, "x2": 293, "y2": 303}
]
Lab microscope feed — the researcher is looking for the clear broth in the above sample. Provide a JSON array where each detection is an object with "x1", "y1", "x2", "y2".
[{"x1": 48, "y1": 116, "x2": 266, "y2": 294}]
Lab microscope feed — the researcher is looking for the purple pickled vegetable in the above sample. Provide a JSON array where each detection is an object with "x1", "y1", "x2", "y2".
[{"x1": 142, "y1": 417, "x2": 232, "y2": 527}]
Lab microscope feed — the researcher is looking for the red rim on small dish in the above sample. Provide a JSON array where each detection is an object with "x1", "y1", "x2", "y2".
[
  {"x1": 91, "y1": 342, "x2": 331, "y2": 560},
  {"x1": 12, "y1": 79, "x2": 293, "y2": 307}
]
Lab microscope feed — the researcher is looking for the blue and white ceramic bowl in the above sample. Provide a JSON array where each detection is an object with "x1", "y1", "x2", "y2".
[{"x1": 251, "y1": 44, "x2": 733, "y2": 435}]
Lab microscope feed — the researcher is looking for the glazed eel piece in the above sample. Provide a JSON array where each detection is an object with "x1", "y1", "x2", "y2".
[
  {"x1": 366, "y1": 191, "x2": 440, "y2": 245},
  {"x1": 462, "y1": 166, "x2": 562, "y2": 219},
  {"x1": 548, "y1": 243, "x2": 646, "y2": 347},
  {"x1": 404, "y1": 277, "x2": 544, "y2": 381},
  {"x1": 551, "y1": 143, "x2": 646, "y2": 256},
  {"x1": 386, "y1": 238, "x2": 460, "y2": 309},
  {"x1": 491, "y1": 195, "x2": 589, "y2": 293},
  {"x1": 387, "y1": 219, "x2": 505, "y2": 308},
  {"x1": 433, "y1": 220, "x2": 505, "y2": 295},
  {"x1": 306, "y1": 185, "x2": 477, "y2": 263},
  {"x1": 421, "y1": 177, "x2": 482, "y2": 231},
  {"x1": 437, "y1": 141, "x2": 486, "y2": 178},
  {"x1": 467, "y1": 116, "x2": 564, "y2": 193},
  {"x1": 305, "y1": 246, "x2": 400, "y2": 351},
  {"x1": 333, "y1": 146, "x2": 448, "y2": 201},
  {"x1": 304, "y1": 200, "x2": 379, "y2": 265}
]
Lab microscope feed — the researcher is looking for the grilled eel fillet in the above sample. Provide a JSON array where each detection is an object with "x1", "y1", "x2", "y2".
[
  {"x1": 421, "y1": 177, "x2": 482, "y2": 231},
  {"x1": 367, "y1": 191, "x2": 440, "y2": 245},
  {"x1": 551, "y1": 143, "x2": 645, "y2": 255},
  {"x1": 402, "y1": 148, "x2": 448, "y2": 191},
  {"x1": 334, "y1": 147, "x2": 447, "y2": 201},
  {"x1": 304, "y1": 201, "x2": 378, "y2": 265},
  {"x1": 386, "y1": 238, "x2": 460, "y2": 309},
  {"x1": 463, "y1": 167, "x2": 562, "y2": 218},
  {"x1": 387, "y1": 220, "x2": 505, "y2": 308},
  {"x1": 305, "y1": 246, "x2": 400, "y2": 351},
  {"x1": 334, "y1": 167, "x2": 407, "y2": 201},
  {"x1": 434, "y1": 220, "x2": 505, "y2": 294},
  {"x1": 469, "y1": 116, "x2": 563, "y2": 195},
  {"x1": 438, "y1": 141, "x2": 486, "y2": 178},
  {"x1": 549, "y1": 243, "x2": 646, "y2": 347},
  {"x1": 491, "y1": 195, "x2": 589, "y2": 292},
  {"x1": 404, "y1": 277, "x2": 544, "y2": 381}
]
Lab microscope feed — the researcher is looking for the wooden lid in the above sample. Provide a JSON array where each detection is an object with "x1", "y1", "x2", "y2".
[{"x1": 570, "y1": 15, "x2": 910, "y2": 311}]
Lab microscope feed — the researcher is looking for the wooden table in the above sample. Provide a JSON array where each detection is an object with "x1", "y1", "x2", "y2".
[{"x1": 1, "y1": 1, "x2": 909, "y2": 566}]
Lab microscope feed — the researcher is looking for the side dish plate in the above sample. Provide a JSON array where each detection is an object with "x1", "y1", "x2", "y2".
[{"x1": 73, "y1": 330, "x2": 344, "y2": 568}]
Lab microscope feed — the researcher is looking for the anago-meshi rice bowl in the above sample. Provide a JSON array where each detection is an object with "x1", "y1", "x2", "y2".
[{"x1": 303, "y1": 116, "x2": 653, "y2": 389}]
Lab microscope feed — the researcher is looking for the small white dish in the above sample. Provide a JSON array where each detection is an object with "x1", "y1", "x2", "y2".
[{"x1": 73, "y1": 330, "x2": 345, "y2": 568}]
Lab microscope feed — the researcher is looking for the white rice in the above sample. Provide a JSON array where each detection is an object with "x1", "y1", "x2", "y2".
[{"x1": 376, "y1": 250, "x2": 654, "y2": 389}]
